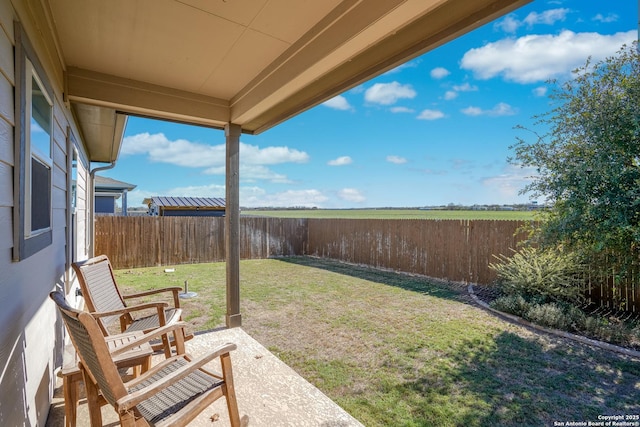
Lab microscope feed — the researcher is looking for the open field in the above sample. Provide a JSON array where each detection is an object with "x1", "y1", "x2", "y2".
[
  {"x1": 242, "y1": 209, "x2": 539, "y2": 220},
  {"x1": 115, "y1": 257, "x2": 640, "y2": 427}
]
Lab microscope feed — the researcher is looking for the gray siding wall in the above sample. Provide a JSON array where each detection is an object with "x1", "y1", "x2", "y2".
[
  {"x1": 0, "y1": 1, "x2": 89, "y2": 425},
  {"x1": 74, "y1": 150, "x2": 90, "y2": 269}
]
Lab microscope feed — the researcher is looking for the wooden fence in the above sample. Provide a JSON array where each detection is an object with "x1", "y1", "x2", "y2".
[
  {"x1": 95, "y1": 216, "x2": 524, "y2": 284},
  {"x1": 306, "y1": 219, "x2": 526, "y2": 285},
  {"x1": 95, "y1": 216, "x2": 307, "y2": 268},
  {"x1": 95, "y1": 216, "x2": 639, "y2": 312}
]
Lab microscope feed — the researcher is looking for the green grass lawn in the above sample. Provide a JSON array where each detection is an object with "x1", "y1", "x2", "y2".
[
  {"x1": 242, "y1": 209, "x2": 538, "y2": 220},
  {"x1": 115, "y1": 257, "x2": 640, "y2": 427}
]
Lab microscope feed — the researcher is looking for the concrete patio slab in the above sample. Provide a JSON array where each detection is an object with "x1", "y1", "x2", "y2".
[{"x1": 46, "y1": 327, "x2": 363, "y2": 427}]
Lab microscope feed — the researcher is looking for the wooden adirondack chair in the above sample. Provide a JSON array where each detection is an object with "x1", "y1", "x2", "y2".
[
  {"x1": 50, "y1": 291, "x2": 242, "y2": 427},
  {"x1": 72, "y1": 255, "x2": 190, "y2": 357}
]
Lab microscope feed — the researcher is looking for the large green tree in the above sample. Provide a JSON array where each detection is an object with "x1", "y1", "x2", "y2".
[{"x1": 512, "y1": 42, "x2": 639, "y2": 272}]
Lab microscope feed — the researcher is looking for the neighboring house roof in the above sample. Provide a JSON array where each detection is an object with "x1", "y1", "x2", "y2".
[
  {"x1": 143, "y1": 196, "x2": 226, "y2": 210},
  {"x1": 94, "y1": 175, "x2": 136, "y2": 201},
  {"x1": 94, "y1": 175, "x2": 137, "y2": 192}
]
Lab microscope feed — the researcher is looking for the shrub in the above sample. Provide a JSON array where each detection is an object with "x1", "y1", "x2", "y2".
[
  {"x1": 582, "y1": 316, "x2": 632, "y2": 347},
  {"x1": 490, "y1": 246, "x2": 585, "y2": 304},
  {"x1": 489, "y1": 290, "x2": 639, "y2": 350},
  {"x1": 524, "y1": 303, "x2": 570, "y2": 330},
  {"x1": 564, "y1": 304, "x2": 587, "y2": 331},
  {"x1": 631, "y1": 325, "x2": 640, "y2": 348},
  {"x1": 490, "y1": 295, "x2": 530, "y2": 317}
]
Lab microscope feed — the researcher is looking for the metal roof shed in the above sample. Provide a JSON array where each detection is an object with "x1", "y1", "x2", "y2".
[{"x1": 144, "y1": 196, "x2": 226, "y2": 217}]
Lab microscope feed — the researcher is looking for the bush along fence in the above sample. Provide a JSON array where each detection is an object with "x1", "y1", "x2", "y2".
[{"x1": 95, "y1": 216, "x2": 639, "y2": 313}]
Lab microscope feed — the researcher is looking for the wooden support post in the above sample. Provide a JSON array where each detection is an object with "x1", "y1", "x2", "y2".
[{"x1": 225, "y1": 123, "x2": 242, "y2": 328}]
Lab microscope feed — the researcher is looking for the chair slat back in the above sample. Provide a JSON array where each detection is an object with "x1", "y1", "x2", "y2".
[
  {"x1": 73, "y1": 255, "x2": 127, "y2": 331},
  {"x1": 50, "y1": 291, "x2": 127, "y2": 407}
]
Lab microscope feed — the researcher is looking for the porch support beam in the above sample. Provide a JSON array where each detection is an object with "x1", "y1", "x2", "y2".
[
  {"x1": 66, "y1": 67, "x2": 230, "y2": 130},
  {"x1": 225, "y1": 123, "x2": 242, "y2": 328}
]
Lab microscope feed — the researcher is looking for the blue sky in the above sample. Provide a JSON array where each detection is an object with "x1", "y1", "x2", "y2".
[{"x1": 106, "y1": 0, "x2": 638, "y2": 209}]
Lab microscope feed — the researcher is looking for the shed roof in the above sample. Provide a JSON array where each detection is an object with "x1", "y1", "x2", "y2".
[{"x1": 143, "y1": 196, "x2": 226, "y2": 209}]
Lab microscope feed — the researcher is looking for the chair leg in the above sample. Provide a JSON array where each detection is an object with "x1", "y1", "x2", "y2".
[
  {"x1": 81, "y1": 368, "x2": 103, "y2": 427},
  {"x1": 221, "y1": 352, "x2": 241, "y2": 427},
  {"x1": 119, "y1": 410, "x2": 141, "y2": 427},
  {"x1": 172, "y1": 326, "x2": 186, "y2": 355},
  {"x1": 141, "y1": 355, "x2": 151, "y2": 373},
  {"x1": 62, "y1": 374, "x2": 79, "y2": 427},
  {"x1": 161, "y1": 333, "x2": 172, "y2": 358}
]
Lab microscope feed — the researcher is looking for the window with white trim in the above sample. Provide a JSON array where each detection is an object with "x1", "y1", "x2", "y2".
[
  {"x1": 26, "y1": 60, "x2": 53, "y2": 235},
  {"x1": 13, "y1": 22, "x2": 54, "y2": 260}
]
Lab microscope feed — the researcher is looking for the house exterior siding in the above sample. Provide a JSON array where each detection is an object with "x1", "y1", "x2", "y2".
[
  {"x1": 74, "y1": 155, "x2": 90, "y2": 263},
  {"x1": 0, "y1": 1, "x2": 91, "y2": 425}
]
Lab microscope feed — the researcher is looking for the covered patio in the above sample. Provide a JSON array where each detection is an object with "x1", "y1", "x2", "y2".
[
  {"x1": 46, "y1": 328, "x2": 363, "y2": 426},
  {"x1": 53, "y1": 0, "x2": 531, "y2": 328},
  {"x1": 52, "y1": 0, "x2": 531, "y2": 423}
]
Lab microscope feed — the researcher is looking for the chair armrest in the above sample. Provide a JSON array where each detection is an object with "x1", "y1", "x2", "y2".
[
  {"x1": 122, "y1": 287, "x2": 182, "y2": 308},
  {"x1": 117, "y1": 343, "x2": 237, "y2": 411},
  {"x1": 109, "y1": 322, "x2": 190, "y2": 357},
  {"x1": 90, "y1": 301, "x2": 169, "y2": 319}
]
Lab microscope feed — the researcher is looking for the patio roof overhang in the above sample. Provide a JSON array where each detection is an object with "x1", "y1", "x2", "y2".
[{"x1": 38, "y1": 0, "x2": 530, "y2": 163}]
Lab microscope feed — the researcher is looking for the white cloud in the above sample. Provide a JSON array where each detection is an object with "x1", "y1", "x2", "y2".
[
  {"x1": 122, "y1": 133, "x2": 308, "y2": 166},
  {"x1": 322, "y1": 95, "x2": 353, "y2": 111},
  {"x1": 492, "y1": 102, "x2": 517, "y2": 116},
  {"x1": 523, "y1": 8, "x2": 569, "y2": 26},
  {"x1": 121, "y1": 132, "x2": 223, "y2": 167},
  {"x1": 533, "y1": 86, "x2": 547, "y2": 97},
  {"x1": 444, "y1": 82, "x2": 478, "y2": 101},
  {"x1": 390, "y1": 106, "x2": 415, "y2": 113},
  {"x1": 430, "y1": 67, "x2": 450, "y2": 79},
  {"x1": 482, "y1": 165, "x2": 538, "y2": 200},
  {"x1": 461, "y1": 30, "x2": 636, "y2": 83},
  {"x1": 386, "y1": 155, "x2": 407, "y2": 164},
  {"x1": 494, "y1": 14, "x2": 522, "y2": 33},
  {"x1": 241, "y1": 144, "x2": 309, "y2": 165},
  {"x1": 241, "y1": 188, "x2": 329, "y2": 208},
  {"x1": 121, "y1": 132, "x2": 309, "y2": 183},
  {"x1": 166, "y1": 183, "x2": 225, "y2": 198},
  {"x1": 593, "y1": 13, "x2": 618, "y2": 23},
  {"x1": 338, "y1": 188, "x2": 365, "y2": 203},
  {"x1": 444, "y1": 91, "x2": 458, "y2": 100},
  {"x1": 203, "y1": 164, "x2": 291, "y2": 183},
  {"x1": 238, "y1": 165, "x2": 291, "y2": 183},
  {"x1": 417, "y1": 109, "x2": 445, "y2": 120},
  {"x1": 495, "y1": 8, "x2": 569, "y2": 33},
  {"x1": 452, "y1": 83, "x2": 478, "y2": 92},
  {"x1": 461, "y1": 106, "x2": 483, "y2": 117},
  {"x1": 328, "y1": 156, "x2": 352, "y2": 166},
  {"x1": 461, "y1": 102, "x2": 517, "y2": 117},
  {"x1": 126, "y1": 189, "x2": 155, "y2": 208},
  {"x1": 364, "y1": 82, "x2": 416, "y2": 105}
]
